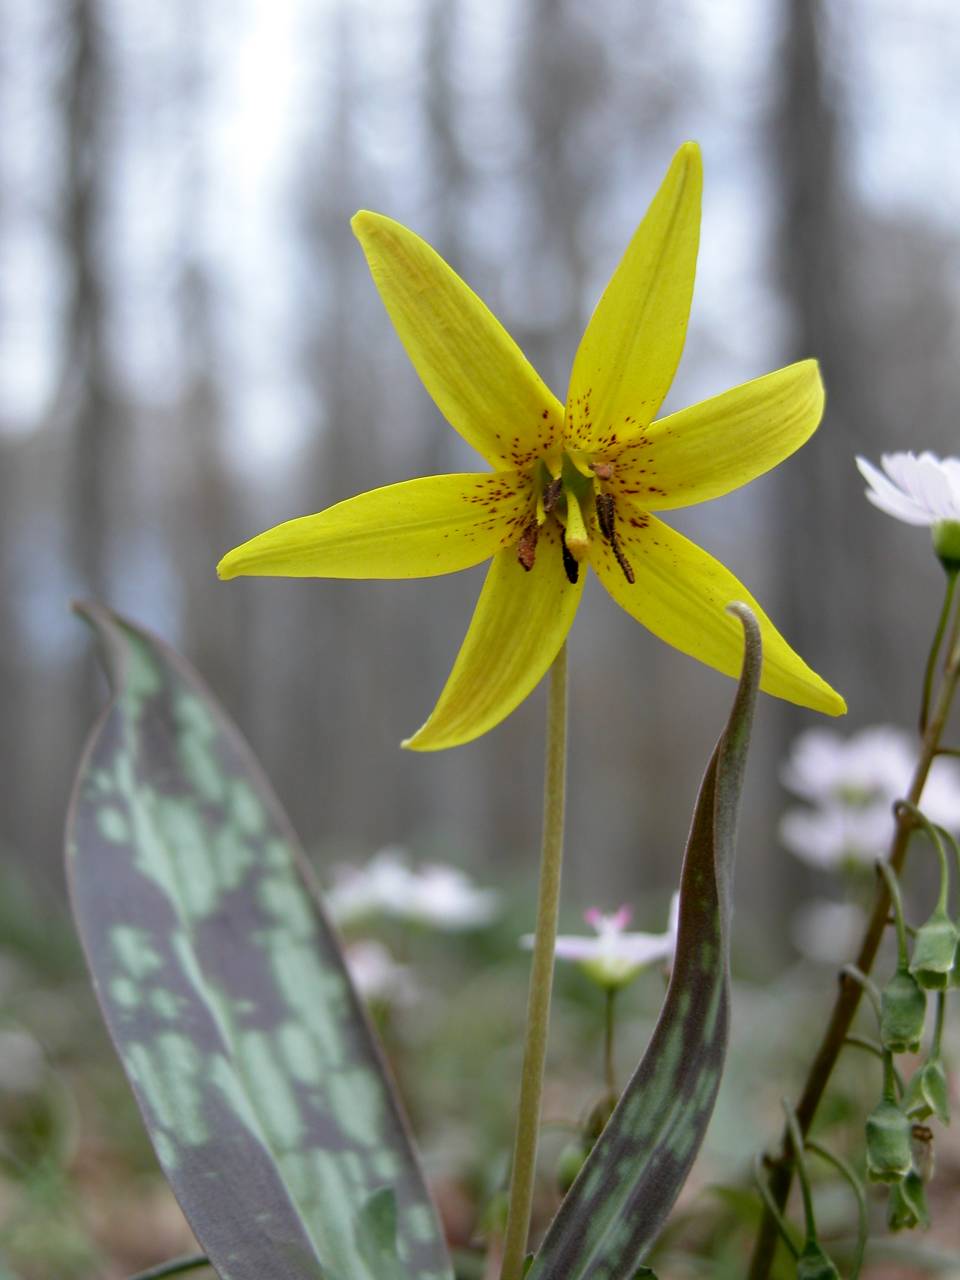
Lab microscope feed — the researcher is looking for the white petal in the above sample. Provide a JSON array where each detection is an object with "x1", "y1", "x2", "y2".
[
  {"x1": 857, "y1": 455, "x2": 932, "y2": 524},
  {"x1": 940, "y1": 458, "x2": 960, "y2": 509},
  {"x1": 916, "y1": 453, "x2": 958, "y2": 519},
  {"x1": 865, "y1": 488, "x2": 933, "y2": 526}
]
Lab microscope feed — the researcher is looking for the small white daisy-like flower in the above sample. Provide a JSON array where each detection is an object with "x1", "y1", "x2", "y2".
[
  {"x1": 326, "y1": 846, "x2": 499, "y2": 930},
  {"x1": 857, "y1": 453, "x2": 960, "y2": 567},
  {"x1": 780, "y1": 726, "x2": 960, "y2": 870},
  {"x1": 780, "y1": 804, "x2": 893, "y2": 870},
  {"x1": 857, "y1": 452, "x2": 960, "y2": 526},
  {"x1": 523, "y1": 896, "x2": 678, "y2": 990}
]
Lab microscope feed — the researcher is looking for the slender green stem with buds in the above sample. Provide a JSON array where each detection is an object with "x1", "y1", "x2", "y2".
[
  {"x1": 749, "y1": 587, "x2": 960, "y2": 1279},
  {"x1": 501, "y1": 645, "x2": 568, "y2": 1280}
]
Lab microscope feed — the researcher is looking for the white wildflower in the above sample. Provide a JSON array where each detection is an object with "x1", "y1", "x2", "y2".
[
  {"x1": 523, "y1": 896, "x2": 678, "y2": 990},
  {"x1": 326, "y1": 846, "x2": 499, "y2": 930},
  {"x1": 780, "y1": 726, "x2": 960, "y2": 869},
  {"x1": 857, "y1": 452, "x2": 960, "y2": 527}
]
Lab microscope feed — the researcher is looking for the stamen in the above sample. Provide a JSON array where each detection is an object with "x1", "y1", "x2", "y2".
[
  {"x1": 595, "y1": 492, "x2": 635, "y2": 585},
  {"x1": 542, "y1": 476, "x2": 562, "y2": 514},
  {"x1": 561, "y1": 532, "x2": 580, "y2": 585},
  {"x1": 612, "y1": 541, "x2": 636, "y2": 585},
  {"x1": 590, "y1": 461, "x2": 614, "y2": 481},
  {"x1": 517, "y1": 520, "x2": 539, "y2": 571},
  {"x1": 595, "y1": 492, "x2": 616, "y2": 542}
]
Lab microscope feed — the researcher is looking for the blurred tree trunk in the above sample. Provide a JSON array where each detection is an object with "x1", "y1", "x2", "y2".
[
  {"x1": 60, "y1": 0, "x2": 116, "y2": 610},
  {"x1": 24, "y1": 0, "x2": 118, "y2": 875},
  {"x1": 171, "y1": 1, "x2": 245, "y2": 719},
  {"x1": 174, "y1": 261, "x2": 244, "y2": 709},
  {"x1": 771, "y1": 0, "x2": 884, "y2": 710},
  {"x1": 287, "y1": 0, "x2": 376, "y2": 852},
  {"x1": 0, "y1": 436, "x2": 22, "y2": 859}
]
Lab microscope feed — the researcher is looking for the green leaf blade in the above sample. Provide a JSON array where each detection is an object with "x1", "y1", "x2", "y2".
[
  {"x1": 66, "y1": 603, "x2": 452, "y2": 1280},
  {"x1": 529, "y1": 604, "x2": 762, "y2": 1280}
]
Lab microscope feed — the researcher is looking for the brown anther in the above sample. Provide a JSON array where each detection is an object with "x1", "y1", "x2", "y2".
[
  {"x1": 590, "y1": 462, "x2": 614, "y2": 481},
  {"x1": 560, "y1": 533, "x2": 580, "y2": 585},
  {"x1": 542, "y1": 476, "x2": 563, "y2": 514},
  {"x1": 595, "y1": 492, "x2": 635, "y2": 584},
  {"x1": 612, "y1": 541, "x2": 635, "y2": 585},
  {"x1": 595, "y1": 492, "x2": 616, "y2": 541},
  {"x1": 516, "y1": 520, "x2": 539, "y2": 571}
]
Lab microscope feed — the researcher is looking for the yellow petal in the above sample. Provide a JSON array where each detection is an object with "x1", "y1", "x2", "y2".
[
  {"x1": 590, "y1": 509, "x2": 845, "y2": 715},
  {"x1": 352, "y1": 211, "x2": 563, "y2": 470},
  {"x1": 404, "y1": 521, "x2": 584, "y2": 750},
  {"x1": 609, "y1": 361, "x2": 825, "y2": 510},
  {"x1": 217, "y1": 473, "x2": 532, "y2": 580},
  {"x1": 565, "y1": 142, "x2": 702, "y2": 453}
]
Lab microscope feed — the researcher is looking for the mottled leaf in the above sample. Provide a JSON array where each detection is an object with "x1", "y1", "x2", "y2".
[
  {"x1": 529, "y1": 604, "x2": 762, "y2": 1280},
  {"x1": 66, "y1": 603, "x2": 453, "y2": 1280}
]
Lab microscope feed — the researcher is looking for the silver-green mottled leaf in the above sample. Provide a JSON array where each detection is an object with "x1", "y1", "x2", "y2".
[
  {"x1": 66, "y1": 603, "x2": 453, "y2": 1280},
  {"x1": 529, "y1": 604, "x2": 762, "y2": 1280}
]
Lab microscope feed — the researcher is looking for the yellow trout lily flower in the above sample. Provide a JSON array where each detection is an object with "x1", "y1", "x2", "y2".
[{"x1": 218, "y1": 142, "x2": 845, "y2": 750}]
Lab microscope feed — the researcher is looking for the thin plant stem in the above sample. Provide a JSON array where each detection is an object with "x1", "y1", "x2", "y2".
[
  {"x1": 877, "y1": 862, "x2": 909, "y2": 967},
  {"x1": 603, "y1": 987, "x2": 618, "y2": 1099},
  {"x1": 500, "y1": 644, "x2": 568, "y2": 1280},
  {"x1": 839, "y1": 964, "x2": 882, "y2": 1024},
  {"x1": 781, "y1": 1100, "x2": 816, "y2": 1242},
  {"x1": 843, "y1": 1035, "x2": 905, "y2": 1092},
  {"x1": 805, "y1": 1141, "x2": 867, "y2": 1280},
  {"x1": 127, "y1": 1256, "x2": 210, "y2": 1280},
  {"x1": 749, "y1": 615, "x2": 960, "y2": 1279},
  {"x1": 896, "y1": 803, "x2": 951, "y2": 914},
  {"x1": 751, "y1": 1155, "x2": 799, "y2": 1259},
  {"x1": 932, "y1": 989, "x2": 946, "y2": 1057},
  {"x1": 921, "y1": 568, "x2": 958, "y2": 732}
]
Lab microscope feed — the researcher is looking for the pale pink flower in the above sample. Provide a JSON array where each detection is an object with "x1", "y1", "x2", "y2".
[{"x1": 523, "y1": 896, "x2": 678, "y2": 989}]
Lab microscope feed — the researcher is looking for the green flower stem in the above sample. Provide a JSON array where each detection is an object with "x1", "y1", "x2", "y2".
[
  {"x1": 921, "y1": 567, "x2": 958, "y2": 732},
  {"x1": 881, "y1": 1047, "x2": 898, "y2": 1104},
  {"x1": 896, "y1": 803, "x2": 951, "y2": 915},
  {"x1": 501, "y1": 644, "x2": 568, "y2": 1280},
  {"x1": 839, "y1": 965, "x2": 882, "y2": 1024},
  {"x1": 805, "y1": 1142, "x2": 867, "y2": 1280},
  {"x1": 932, "y1": 989, "x2": 946, "y2": 1057},
  {"x1": 604, "y1": 987, "x2": 618, "y2": 1099},
  {"x1": 781, "y1": 1100, "x2": 816, "y2": 1242},
  {"x1": 751, "y1": 1155, "x2": 799, "y2": 1260},
  {"x1": 877, "y1": 862, "x2": 910, "y2": 968},
  {"x1": 749, "y1": 611, "x2": 960, "y2": 1280},
  {"x1": 127, "y1": 1256, "x2": 210, "y2": 1280},
  {"x1": 936, "y1": 823, "x2": 960, "y2": 902}
]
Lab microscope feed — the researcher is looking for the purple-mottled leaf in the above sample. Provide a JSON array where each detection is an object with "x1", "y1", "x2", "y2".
[
  {"x1": 66, "y1": 603, "x2": 453, "y2": 1280},
  {"x1": 530, "y1": 604, "x2": 762, "y2": 1280}
]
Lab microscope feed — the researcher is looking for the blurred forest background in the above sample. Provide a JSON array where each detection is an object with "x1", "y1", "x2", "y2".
[
  {"x1": 2, "y1": 0, "x2": 959, "y2": 927},
  {"x1": 4, "y1": 0, "x2": 960, "y2": 1275}
]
